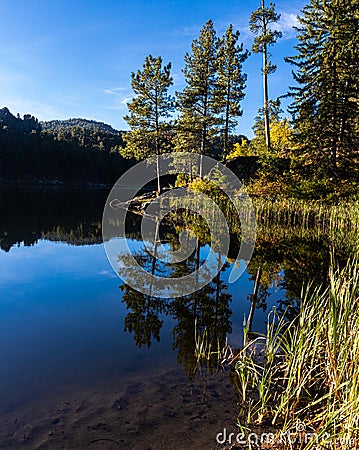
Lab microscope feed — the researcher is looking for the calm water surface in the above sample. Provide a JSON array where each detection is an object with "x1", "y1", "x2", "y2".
[{"x1": 0, "y1": 187, "x2": 347, "y2": 449}]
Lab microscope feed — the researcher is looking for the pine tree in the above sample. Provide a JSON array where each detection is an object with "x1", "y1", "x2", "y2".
[
  {"x1": 122, "y1": 55, "x2": 174, "y2": 193},
  {"x1": 215, "y1": 24, "x2": 249, "y2": 162},
  {"x1": 175, "y1": 20, "x2": 218, "y2": 177},
  {"x1": 286, "y1": 0, "x2": 359, "y2": 176},
  {"x1": 249, "y1": 1, "x2": 282, "y2": 151}
]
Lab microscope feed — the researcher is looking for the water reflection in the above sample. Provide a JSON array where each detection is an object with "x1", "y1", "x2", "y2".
[
  {"x1": 247, "y1": 223, "x2": 359, "y2": 322},
  {"x1": 0, "y1": 186, "x2": 108, "y2": 251},
  {"x1": 1, "y1": 187, "x2": 358, "y2": 447},
  {"x1": 120, "y1": 249, "x2": 233, "y2": 379},
  {"x1": 119, "y1": 211, "x2": 359, "y2": 375},
  {"x1": 1, "y1": 187, "x2": 358, "y2": 378}
]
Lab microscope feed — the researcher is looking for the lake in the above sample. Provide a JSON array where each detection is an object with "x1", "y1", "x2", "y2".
[{"x1": 0, "y1": 187, "x2": 353, "y2": 449}]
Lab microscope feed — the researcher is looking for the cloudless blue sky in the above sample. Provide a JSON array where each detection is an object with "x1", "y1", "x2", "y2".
[{"x1": 0, "y1": 0, "x2": 306, "y2": 137}]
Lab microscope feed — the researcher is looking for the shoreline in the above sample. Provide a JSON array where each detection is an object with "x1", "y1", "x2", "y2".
[{"x1": 0, "y1": 179, "x2": 114, "y2": 189}]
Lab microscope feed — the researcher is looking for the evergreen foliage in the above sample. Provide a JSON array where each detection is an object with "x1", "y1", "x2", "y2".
[
  {"x1": 2, "y1": 1, "x2": 359, "y2": 190},
  {"x1": 286, "y1": 0, "x2": 359, "y2": 177},
  {"x1": 174, "y1": 20, "x2": 248, "y2": 173},
  {"x1": 175, "y1": 20, "x2": 219, "y2": 176},
  {"x1": 215, "y1": 24, "x2": 249, "y2": 161},
  {"x1": 41, "y1": 118, "x2": 120, "y2": 134},
  {"x1": 0, "y1": 108, "x2": 129, "y2": 183},
  {"x1": 122, "y1": 55, "x2": 174, "y2": 193}
]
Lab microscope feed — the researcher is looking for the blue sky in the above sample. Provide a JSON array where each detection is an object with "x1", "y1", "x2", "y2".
[{"x1": 0, "y1": 0, "x2": 306, "y2": 137}]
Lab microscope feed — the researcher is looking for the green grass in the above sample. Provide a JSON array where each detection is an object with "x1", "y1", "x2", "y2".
[
  {"x1": 253, "y1": 197, "x2": 359, "y2": 232},
  {"x1": 186, "y1": 181, "x2": 359, "y2": 233},
  {"x1": 230, "y1": 258, "x2": 359, "y2": 449}
]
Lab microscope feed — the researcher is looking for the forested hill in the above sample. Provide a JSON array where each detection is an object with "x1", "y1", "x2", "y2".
[
  {"x1": 0, "y1": 106, "x2": 41, "y2": 133},
  {"x1": 0, "y1": 107, "x2": 133, "y2": 184},
  {"x1": 41, "y1": 118, "x2": 121, "y2": 135}
]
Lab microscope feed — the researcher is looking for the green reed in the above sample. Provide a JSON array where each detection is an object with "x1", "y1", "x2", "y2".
[
  {"x1": 232, "y1": 258, "x2": 359, "y2": 449},
  {"x1": 252, "y1": 198, "x2": 359, "y2": 232}
]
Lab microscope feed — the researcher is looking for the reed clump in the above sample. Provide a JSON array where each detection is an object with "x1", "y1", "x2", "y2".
[
  {"x1": 253, "y1": 198, "x2": 359, "y2": 232},
  {"x1": 232, "y1": 259, "x2": 359, "y2": 449}
]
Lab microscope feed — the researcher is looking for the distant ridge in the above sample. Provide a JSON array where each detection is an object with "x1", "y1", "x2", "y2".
[
  {"x1": 0, "y1": 106, "x2": 41, "y2": 132},
  {"x1": 41, "y1": 118, "x2": 123, "y2": 134},
  {"x1": 0, "y1": 107, "x2": 131, "y2": 184}
]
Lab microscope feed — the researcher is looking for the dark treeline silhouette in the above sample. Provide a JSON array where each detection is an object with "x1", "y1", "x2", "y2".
[
  {"x1": 0, "y1": 186, "x2": 143, "y2": 252},
  {"x1": 0, "y1": 106, "x2": 251, "y2": 187},
  {"x1": 0, "y1": 107, "x2": 134, "y2": 184},
  {"x1": 0, "y1": 187, "x2": 107, "y2": 251}
]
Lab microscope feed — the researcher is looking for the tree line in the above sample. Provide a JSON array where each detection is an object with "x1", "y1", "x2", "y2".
[
  {"x1": 122, "y1": 0, "x2": 359, "y2": 193},
  {"x1": 1, "y1": 0, "x2": 357, "y2": 192},
  {"x1": 0, "y1": 108, "x2": 132, "y2": 183}
]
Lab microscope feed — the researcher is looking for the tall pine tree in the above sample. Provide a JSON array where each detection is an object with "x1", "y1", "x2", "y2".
[
  {"x1": 215, "y1": 24, "x2": 249, "y2": 162},
  {"x1": 175, "y1": 20, "x2": 218, "y2": 177},
  {"x1": 249, "y1": 1, "x2": 282, "y2": 151},
  {"x1": 286, "y1": 0, "x2": 359, "y2": 176},
  {"x1": 122, "y1": 55, "x2": 174, "y2": 193}
]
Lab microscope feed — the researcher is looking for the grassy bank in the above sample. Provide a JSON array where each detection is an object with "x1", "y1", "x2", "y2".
[
  {"x1": 253, "y1": 197, "x2": 359, "y2": 232},
  {"x1": 193, "y1": 258, "x2": 359, "y2": 449},
  {"x1": 187, "y1": 177, "x2": 359, "y2": 232}
]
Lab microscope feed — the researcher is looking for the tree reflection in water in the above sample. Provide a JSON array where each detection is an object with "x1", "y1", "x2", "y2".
[
  {"x1": 118, "y1": 210, "x2": 359, "y2": 380},
  {"x1": 2, "y1": 188, "x2": 358, "y2": 383}
]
